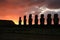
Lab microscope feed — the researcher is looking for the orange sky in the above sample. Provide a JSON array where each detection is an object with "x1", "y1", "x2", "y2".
[{"x1": 0, "y1": 0, "x2": 45, "y2": 24}]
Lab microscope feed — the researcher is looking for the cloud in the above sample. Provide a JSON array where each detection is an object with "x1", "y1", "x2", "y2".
[{"x1": 40, "y1": 10, "x2": 60, "y2": 18}]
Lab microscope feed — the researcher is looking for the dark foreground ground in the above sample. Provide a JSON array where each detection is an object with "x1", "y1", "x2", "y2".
[
  {"x1": 1, "y1": 33, "x2": 60, "y2": 40},
  {"x1": 0, "y1": 25, "x2": 60, "y2": 40}
]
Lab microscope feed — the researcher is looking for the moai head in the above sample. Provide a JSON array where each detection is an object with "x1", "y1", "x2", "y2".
[
  {"x1": 54, "y1": 14, "x2": 58, "y2": 18},
  {"x1": 29, "y1": 14, "x2": 32, "y2": 18},
  {"x1": 35, "y1": 15, "x2": 38, "y2": 19},
  {"x1": 41, "y1": 14, "x2": 44, "y2": 18},
  {"x1": 47, "y1": 14, "x2": 51, "y2": 18}
]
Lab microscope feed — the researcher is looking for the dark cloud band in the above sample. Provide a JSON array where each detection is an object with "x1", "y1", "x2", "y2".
[
  {"x1": 46, "y1": 0, "x2": 60, "y2": 9},
  {"x1": 0, "y1": 0, "x2": 60, "y2": 9},
  {"x1": 0, "y1": 0, "x2": 45, "y2": 6}
]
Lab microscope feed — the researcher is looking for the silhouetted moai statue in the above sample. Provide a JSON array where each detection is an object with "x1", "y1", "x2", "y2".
[
  {"x1": 47, "y1": 14, "x2": 52, "y2": 25},
  {"x1": 40, "y1": 14, "x2": 45, "y2": 25},
  {"x1": 28, "y1": 14, "x2": 32, "y2": 25},
  {"x1": 24, "y1": 15, "x2": 26, "y2": 25},
  {"x1": 35, "y1": 15, "x2": 38, "y2": 25},
  {"x1": 54, "y1": 14, "x2": 59, "y2": 25},
  {"x1": 19, "y1": 17, "x2": 22, "y2": 25}
]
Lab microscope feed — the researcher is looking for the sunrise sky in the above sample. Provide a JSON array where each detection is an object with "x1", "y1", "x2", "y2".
[{"x1": 0, "y1": 0, "x2": 60, "y2": 24}]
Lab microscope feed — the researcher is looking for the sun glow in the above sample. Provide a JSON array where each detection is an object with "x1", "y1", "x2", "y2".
[
  {"x1": 3, "y1": 15, "x2": 19, "y2": 25},
  {"x1": 12, "y1": 20, "x2": 18, "y2": 25}
]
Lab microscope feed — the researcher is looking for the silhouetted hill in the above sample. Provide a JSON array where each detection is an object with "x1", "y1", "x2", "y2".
[{"x1": 0, "y1": 20, "x2": 15, "y2": 26}]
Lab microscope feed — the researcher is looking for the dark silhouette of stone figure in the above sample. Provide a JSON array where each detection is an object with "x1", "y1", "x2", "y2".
[
  {"x1": 40, "y1": 14, "x2": 45, "y2": 25},
  {"x1": 19, "y1": 17, "x2": 22, "y2": 25},
  {"x1": 54, "y1": 14, "x2": 59, "y2": 25},
  {"x1": 24, "y1": 15, "x2": 26, "y2": 25},
  {"x1": 47, "y1": 14, "x2": 52, "y2": 25},
  {"x1": 35, "y1": 15, "x2": 38, "y2": 25},
  {"x1": 28, "y1": 14, "x2": 32, "y2": 25}
]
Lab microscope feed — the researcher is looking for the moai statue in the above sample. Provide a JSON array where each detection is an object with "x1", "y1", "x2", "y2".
[
  {"x1": 24, "y1": 15, "x2": 27, "y2": 25},
  {"x1": 28, "y1": 14, "x2": 32, "y2": 25},
  {"x1": 40, "y1": 14, "x2": 45, "y2": 25},
  {"x1": 35, "y1": 15, "x2": 38, "y2": 25},
  {"x1": 54, "y1": 14, "x2": 59, "y2": 25},
  {"x1": 47, "y1": 14, "x2": 52, "y2": 25},
  {"x1": 19, "y1": 17, "x2": 22, "y2": 25}
]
